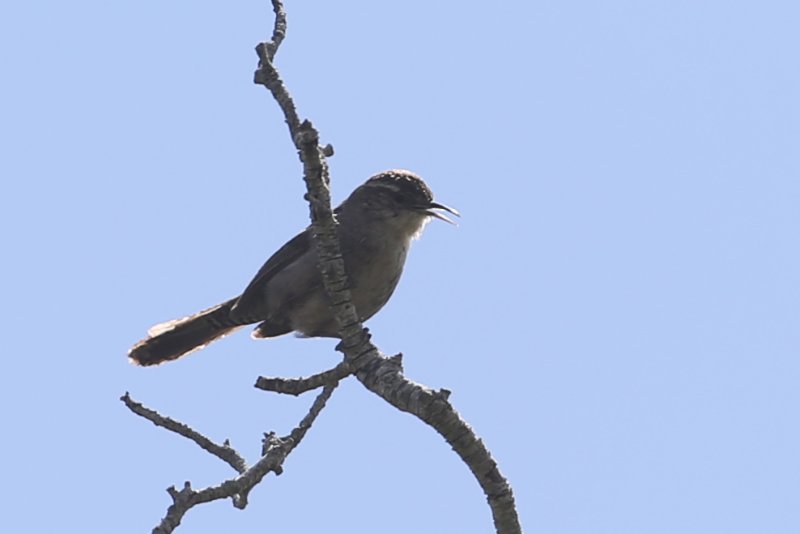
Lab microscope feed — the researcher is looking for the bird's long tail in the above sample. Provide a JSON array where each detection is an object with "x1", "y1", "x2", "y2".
[{"x1": 128, "y1": 298, "x2": 242, "y2": 366}]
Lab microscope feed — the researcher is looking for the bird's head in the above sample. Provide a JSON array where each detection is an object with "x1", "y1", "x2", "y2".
[{"x1": 343, "y1": 169, "x2": 459, "y2": 238}]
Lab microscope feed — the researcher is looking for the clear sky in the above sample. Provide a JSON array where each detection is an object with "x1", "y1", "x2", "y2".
[{"x1": 2, "y1": 1, "x2": 799, "y2": 533}]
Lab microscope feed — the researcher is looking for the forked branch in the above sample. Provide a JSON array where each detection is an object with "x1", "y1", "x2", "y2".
[{"x1": 126, "y1": 1, "x2": 522, "y2": 532}]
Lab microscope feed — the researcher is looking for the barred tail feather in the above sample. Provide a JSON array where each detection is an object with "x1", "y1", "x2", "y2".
[{"x1": 128, "y1": 298, "x2": 241, "y2": 366}]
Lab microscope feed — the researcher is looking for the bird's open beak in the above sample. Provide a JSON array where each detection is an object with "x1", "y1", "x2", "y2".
[{"x1": 424, "y1": 201, "x2": 460, "y2": 225}]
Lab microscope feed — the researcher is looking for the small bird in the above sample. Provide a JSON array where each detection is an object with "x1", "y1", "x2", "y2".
[{"x1": 128, "y1": 169, "x2": 458, "y2": 366}]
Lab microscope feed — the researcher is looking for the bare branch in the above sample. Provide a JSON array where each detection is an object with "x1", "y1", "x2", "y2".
[
  {"x1": 252, "y1": 4, "x2": 523, "y2": 533},
  {"x1": 264, "y1": 0, "x2": 286, "y2": 60},
  {"x1": 287, "y1": 383, "x2": 336, "y2": 445},
  {"x1": 150, "y1": 441, "x2": 287, "y2": 533},
  {"x1": 352, "y1": 359, "x2": 522, "y2": 534},
  {"x1": 253, "y1": 1, "x2": 301, "y2": 147},
  {"x1": 136, "y1": 385, "x2": 336, "y2": 534},
  {"x1": 255, "y1": 361, "x2": 353, "y2": 395},
  {"x1": 121, "y1": 393, "x2": 247, "y2": 474},
  {"x1": 129, "y1": 0, "x2": 522, "y2": 531}
]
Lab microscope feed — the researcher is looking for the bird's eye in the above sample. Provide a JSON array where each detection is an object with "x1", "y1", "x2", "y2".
[{"x1": 391, "y1": 192, "x2": 406, "y2": 204}]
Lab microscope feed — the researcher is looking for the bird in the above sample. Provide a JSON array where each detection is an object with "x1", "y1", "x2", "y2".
[{"x1": 128, "y1": 169, "x2": 458, "y2": 366}]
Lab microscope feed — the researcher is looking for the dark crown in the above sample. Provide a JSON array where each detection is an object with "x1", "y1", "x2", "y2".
[{"x1": 364, "y1": 170, "x2": 434, "y2": 206}]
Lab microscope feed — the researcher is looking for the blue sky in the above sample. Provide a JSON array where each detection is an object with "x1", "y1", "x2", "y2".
[{"x1": 2, "y1": 1, "x2": 799, "y2": 532}]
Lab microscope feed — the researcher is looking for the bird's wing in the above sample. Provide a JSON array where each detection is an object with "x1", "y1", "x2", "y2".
[{"x1": 231, "y1": 229, "x2": 311, "y2": 321}]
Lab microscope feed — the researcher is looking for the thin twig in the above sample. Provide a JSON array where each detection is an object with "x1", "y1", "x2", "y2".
[
  {"x1": 265, "y1": 0, "x2": 286, "y2": 60},
  {"x1": 288, "y1": 384, "x2": 336, "y2": 446},
  {"x1": 255, "y1": 361, "x2": 353, "y2": 395},
  {"x1": 146, "y1": 384, "x2": 337, "y2": 534},
  {"x1": 121, "y1": 393, "x2": 247, "y2": 474},
  {"x1": 253, "y1": 2, "x2": 300, "y2": 145}
]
